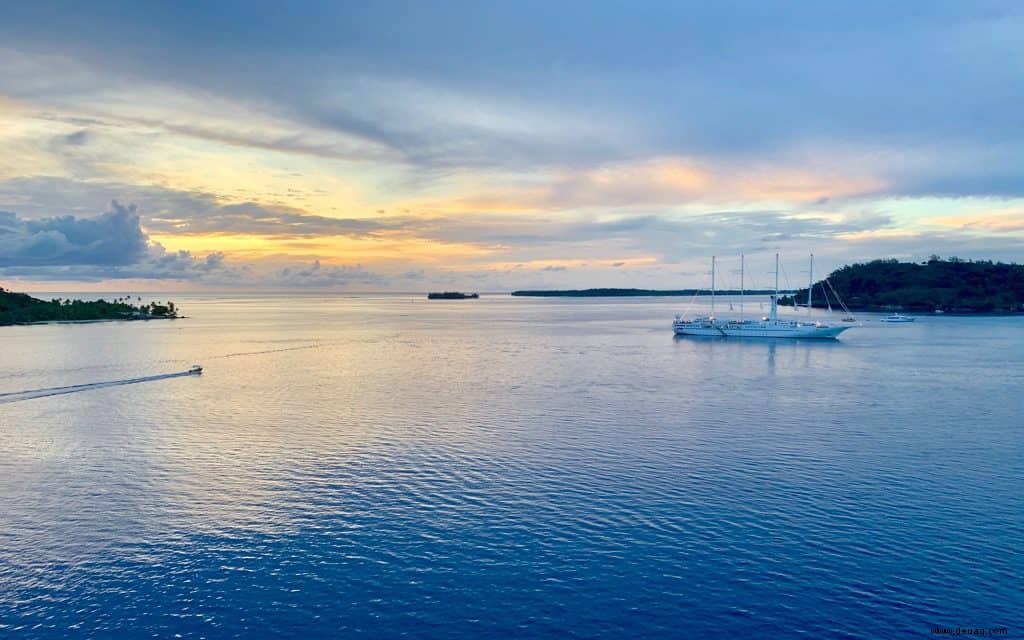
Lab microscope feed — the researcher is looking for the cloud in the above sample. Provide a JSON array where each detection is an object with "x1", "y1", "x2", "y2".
[
  {"x1": 59, "y1": 130, "x2": 90, "y2": 146},
  {"x1": 148, "y1": 202, "x2": 385, "y2": 237},
  {"x1": 4, "y1": 177, "x2": 1013, "y2": 292},
  {"x1": 532, "y1": 158, "x2": 882, "y2": 208},
  {"x1": 3, "y1": 1, "x2": 1024, "y2": 291},
  {"x1": 0, "y1": 247, "x2": 235, "y2": 282},
  {"x1": 394, "y1": 209, "x2": 897, "y2": 259},
  {"x1": 0, "y1": 201, "x2": 149, "y2": 266},
  {"x1": 0, "y1": 202, "x2": 234, "y2": 281},
  {"x1": 0, "y1": 177, "x2": 387, "y2": 238},
  {"x1": 272, "y1": 259, "x2": 383, "y2": 288},
  {"x1": 0, "y1": 176, "x2": 218, "y2": 220},
  {"x1": 2, "y1": 3, "x2": 1023, "y2": 195},
  {"x1": 93, "y1": 111, "x2": 397, "y2": 165},
  {"x1": 932, "y1": 210, "x2": 1024, "y2": 232}
]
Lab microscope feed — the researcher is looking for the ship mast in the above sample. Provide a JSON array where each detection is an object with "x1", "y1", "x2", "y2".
[
  {"x1": 711, "y1": 255, "x2": 716, "y2": 319},
  {"x1": 740, "y1": 254, "x2": 745, "y2": 322},
  {"x1": 770, "y1": 252, "x2": 779, "y2": 322},
  {"x1": 808, "y1": 253, "x2": 814, "y2": 317}
]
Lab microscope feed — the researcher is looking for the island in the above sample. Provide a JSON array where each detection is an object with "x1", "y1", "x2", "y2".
[
  {"x1": 778, "y1": 257, "x2": 1024, "y2": 313},
  {"x1": 427, "y1": 292, "x2": 479, "y2": 299},
  {"x1": 511, "y1": 288, "x2": 775, "y2": 297},
  {"x1": 1, "y1": 287, "x2": 181, "y2": 326}
]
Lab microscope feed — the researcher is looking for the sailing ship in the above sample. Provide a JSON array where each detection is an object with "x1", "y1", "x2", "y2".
[{"x1": 673, "y1": 254, "x2": 851, "y2": 339}]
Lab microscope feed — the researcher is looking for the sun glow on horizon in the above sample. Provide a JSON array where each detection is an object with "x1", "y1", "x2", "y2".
[{"x1": 2, "y1": 4, "x2": 1023, "y2": 290}]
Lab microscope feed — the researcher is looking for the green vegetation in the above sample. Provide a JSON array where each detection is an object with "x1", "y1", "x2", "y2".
[
  {"x1": 511, "y1": 288, "x2": 775, "y2": 297},
  {"x1": 779, "y1": 257, "x2": 1024, "y2": 313},
  {"x1": 0, "y1": 288, "x2": 179, "y2": 325}
]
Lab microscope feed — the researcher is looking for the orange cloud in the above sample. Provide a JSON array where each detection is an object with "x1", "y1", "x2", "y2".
[
  {"x1": 727, "y1": 167, "x2": 881, "y2": 202},
  {"x1": 149, "y1": 230, "x2": 496, "y2": 265},
  {"x1": 0, "y1": 94, "x2": 24, "y2": 114},
  {"x1": 931, "y1": 210, "x2": 1024, "y2": 232},
  {"x1": 458, "y1": 256, "x2": 659, "y2": 272},
  {"x1": 399, "y1": 156, "x2": 882, "y2": 215},
  {"x1": 834, "y1": 229, "x2": 920, "y2": 242}
]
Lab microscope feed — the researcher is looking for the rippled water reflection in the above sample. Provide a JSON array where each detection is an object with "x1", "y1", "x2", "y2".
[{"x1": 1, "y1": 295, "x2": 1021, "y2": 638}]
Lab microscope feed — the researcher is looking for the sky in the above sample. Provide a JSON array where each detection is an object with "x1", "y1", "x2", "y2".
[{"x1": 1, "y1": 0, "x2": 1023, "y2": 292}]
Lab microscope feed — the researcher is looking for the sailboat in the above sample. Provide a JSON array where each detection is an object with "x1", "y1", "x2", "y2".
[{"x1": 673, "y1": 254, "x2": 851, "y2": 339}]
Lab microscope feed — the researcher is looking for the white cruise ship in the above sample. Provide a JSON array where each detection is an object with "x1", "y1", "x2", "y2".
[{"x1": 673, "y1": 254, "x2": 851, "y2": 340}]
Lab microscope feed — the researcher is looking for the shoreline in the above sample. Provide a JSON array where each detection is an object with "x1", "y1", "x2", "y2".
[
  {"x1": 779, "y1": 305, "x2": 1024, "y2": 316},
  {"x1": 2, "y1": 316, "x2": 185, "y2": 327}
]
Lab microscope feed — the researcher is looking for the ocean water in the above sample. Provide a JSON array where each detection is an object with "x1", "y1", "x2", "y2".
[{"x1": 1, "y1": 294, "x2": 1021, "y2": 639}]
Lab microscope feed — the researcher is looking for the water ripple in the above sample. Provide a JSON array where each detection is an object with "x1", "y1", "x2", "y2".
[{"x1": 1, "y1": 298, "x2": 1021, "y2": 638}]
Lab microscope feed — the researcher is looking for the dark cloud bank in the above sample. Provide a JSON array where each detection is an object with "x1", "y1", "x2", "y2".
[
  {"x1": 0, "y1": 201, "x2": 148, "y2": 267},
  {"x1": 0, "y1": 201, "x2": 232, "y2": 281},
  {"x1": 0, "y1": 200, "x2": 393, "y2": 287}
]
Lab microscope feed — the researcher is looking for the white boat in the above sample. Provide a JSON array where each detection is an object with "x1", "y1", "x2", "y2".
[
  {"x1": 189, "y1": 364, "x2": 203, "y2": 374},
  {"x1": 880, "y1": 313, "x2": 915, "y2": 323},
  {"x1": 673, "y1": 254, "x2": 850, "y2": 340}
]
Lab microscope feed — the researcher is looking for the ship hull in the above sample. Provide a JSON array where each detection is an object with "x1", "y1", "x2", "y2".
[{"x1": 673, "y1": 323, "x2": 848, "y2": 339}]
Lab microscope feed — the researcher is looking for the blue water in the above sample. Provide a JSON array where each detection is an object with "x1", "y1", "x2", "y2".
[{"x1": 1, "y1": 295, "x2": 1021, "y2": 638}]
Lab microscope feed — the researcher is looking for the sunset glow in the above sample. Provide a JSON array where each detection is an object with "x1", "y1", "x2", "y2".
[{"x1": 2, "y1": 3, "x2": 1023, "y2": 291}]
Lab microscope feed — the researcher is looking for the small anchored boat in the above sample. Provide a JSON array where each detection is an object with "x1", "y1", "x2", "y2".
[{"x1": 880, "y1": 314, "x2": 915, "y2": 323}]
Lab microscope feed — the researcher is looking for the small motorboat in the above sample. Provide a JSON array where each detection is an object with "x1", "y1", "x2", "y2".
[
  {"x1": 189, "y1": 365, "x2": 203, "y2": 374},
  {"x1": 880, "y1": 314, "x2": 915, "y2": 323}
]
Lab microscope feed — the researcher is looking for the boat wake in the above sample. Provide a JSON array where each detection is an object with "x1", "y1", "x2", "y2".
[
  {"x1": 210, "y1": 343, "x2": 321, "y2": 359},
  {"x1": 0, "y1": 368, "x2": 201, "y2": 405},
  {"x1": 1, "y1": 344, "x2": 321, "y2": 405}
]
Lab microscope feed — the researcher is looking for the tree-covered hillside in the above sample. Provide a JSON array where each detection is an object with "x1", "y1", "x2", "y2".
[
  {"x1": 0, "y1": 288, "x2": 179, "y2": 325},
  {"x1": 779, "y1": 257, "x2": 1024, "y2": 313}
]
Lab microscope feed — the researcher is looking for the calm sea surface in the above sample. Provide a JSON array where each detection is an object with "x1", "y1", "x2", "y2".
[{"x1": 1, "y1": 295, "x2": 1021, "y2": 638}]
